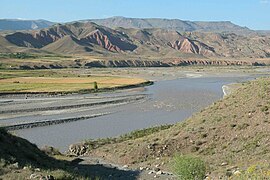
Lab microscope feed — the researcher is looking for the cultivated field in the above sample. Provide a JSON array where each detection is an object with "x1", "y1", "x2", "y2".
[{"x1": 0, "y1": 70, "x2": 147, "y2": 93}]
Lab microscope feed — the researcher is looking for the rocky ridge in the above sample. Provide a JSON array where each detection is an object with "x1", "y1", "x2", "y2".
[
  {"x1": 15, "y1": 59, "x2": 270, "y2": 70},
  {"x1": 2, "y1": 21, "x2": 270, "y2": 59}
]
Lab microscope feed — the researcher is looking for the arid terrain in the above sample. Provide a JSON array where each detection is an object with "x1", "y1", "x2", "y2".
[
  {"x1": 69, "y1": 73, "x2": 270, "y2": 179},
  {"x1": 0, "y1": 17, "x2": 270, "y2": 70},
  {"x1": 1, "y1": 15, "x2": 270, "y2": 180},
  {"x1": 1, "y1": 66, "x2": 270, "y2": 179}
]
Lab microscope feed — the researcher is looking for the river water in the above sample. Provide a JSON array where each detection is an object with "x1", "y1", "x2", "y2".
[{"x1": 3, "y1": 74, "x2": 257, "y2": 152}]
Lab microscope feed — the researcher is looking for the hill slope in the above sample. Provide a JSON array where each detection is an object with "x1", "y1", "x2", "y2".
[
  {"x1": 0, "y1": 34, "x2": 31, "y2": 53},
  {"x1": 0, "y1": 128, "x2": 143, "y2": 179},
  {"x1": 0, "y1": 128, "x2": 76, "y2": 179},
  {"x1": 82, "y1": 77, "x2": 270, "y2": 178}
]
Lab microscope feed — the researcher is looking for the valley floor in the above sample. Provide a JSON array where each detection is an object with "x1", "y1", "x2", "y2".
[{"x1": 1, "y1": 66, "x2": 270, "y2": 179}]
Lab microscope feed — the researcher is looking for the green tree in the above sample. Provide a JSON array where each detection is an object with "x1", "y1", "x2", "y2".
[{"x1": 93, "y1": 81, "x2": 98, "y2": 91}]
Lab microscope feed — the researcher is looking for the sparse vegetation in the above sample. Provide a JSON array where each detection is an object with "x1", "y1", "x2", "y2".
[
  {"x1": 0, "y1": 70, "x2": 147, "y2": 93},
  {"x1": 84, "y1": 77, "x2": 270, "y2": 178},
  {"x1": 172, "y1": 154, "x2": 206, "y2": 180},
  {"x1": 93, "y1": 81, "x2": 98, "y2": 91},
  {"x1": 229, "y1": 164, "x2": 270, "y2": 179},
  {"x1": 0, "y1": 128, "x2": 77, "y2": 179},
  {"x1": 0, "y1": 52, "x2": 37, "y2": 59},
  {"x1": 0, "y1": 128, "x2": 134, "y2": 179},
  {"x1": 84, "y1": 124, "x2": 172, "y2": 151},
  {"x1": 0, "y1": 53, "x2": 72, "y2": 60}
]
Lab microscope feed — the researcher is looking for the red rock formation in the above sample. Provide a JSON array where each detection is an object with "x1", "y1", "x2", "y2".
[
  {"x1": 82, "y1": 29, "x2": 137, "y2": 52},
  {"x1": 83, "y1": 29, "x2": 121, "y2": 52},
  {"x1": 168, "y1": 38, "x2": 199, "y2": 54}
]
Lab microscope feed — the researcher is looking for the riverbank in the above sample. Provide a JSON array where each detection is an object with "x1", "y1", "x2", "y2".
[
  {"x1": 70, "y1": 76, "x2": 270, "y2": 179},
  {"x1": 222, "y1": 83, "x2": 243, "y2": 97},
  {"x1": 1, "y1": 67, "x2": 269, "y2": 144},
  {"x1": 0, "y1": 81, "x2": 153, "y2": 97},
  {"x1": 0, "y1": 69, "x2": 150, "y2": 95},
  {"x1": 2, "y1": 67, "x2": 270, "y2": 179},
  {"x1": 2, "y1": 76, "x2": 270, "y2": 179},
  {"x1": 5, "y1": 73, "x2": 261, "y2": 151}
]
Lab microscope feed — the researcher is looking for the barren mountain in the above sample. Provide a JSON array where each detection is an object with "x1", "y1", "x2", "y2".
[
  {"x1": 183, "y1": 32, "x2": 270, "y2": 58},
  {"x1": 2, "y1": 22, "x2": 215, "y2": 56},
  {"x1": 0, "y1": 19, "x2": 54, "y2": 31},
  {"x1": 1, "y1": 21, "x2": 270, "y2": 59},
  {"x1": 4, "y1": 22, "x2": 137, "y2": 54},
  {"x1": 0, "y1": 34, "x2": 30, "y2": 53},
  {"x1": 118, "y1": 28, "x2": 216, "y2": 56},
  {"x1": 88, "y1": 16, "x2": 253, "y2": 34}
]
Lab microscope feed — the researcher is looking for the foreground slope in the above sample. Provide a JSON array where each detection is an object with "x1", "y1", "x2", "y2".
[
  {"x1": 0, "y1": 128, "x2": 76, "y2": 179},
  {"x1": 0, "y1": 128, "x2": 141, "y2": 179},
  {"x1": 84, "y1": 77, "x2": 270, "y2": 178}
]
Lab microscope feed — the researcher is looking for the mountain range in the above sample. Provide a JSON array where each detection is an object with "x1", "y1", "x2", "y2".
[
  {"x1": 0, "y1": 17, "x2": 270, "y2": 60},
  {"x1": 0, "y1": 17, "x2": 254, "y2": 34},
  {"x1": 0, "y1": 19, "x2": 54, "y2": 31},
  {"x1": 88, "y1": 16, "x2": 253, "y2": 34}
]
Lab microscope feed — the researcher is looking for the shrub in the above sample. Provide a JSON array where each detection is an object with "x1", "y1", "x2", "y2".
[
  {"x1": 93, "y1": 81, "x2": 98, "y2": 91},
  {"x1": 2, "y1": 52, "x2": 37, "y2": 59},
  {"x1": 261, "y1": 106, "x2": 268, "y2": 112},
  {"x1": 172, "y1": 154, "x2": 206, "y2": 180}
]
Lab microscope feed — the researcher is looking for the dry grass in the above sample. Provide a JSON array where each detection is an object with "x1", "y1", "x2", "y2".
[
  {"x1": 0, "y1": 76, "x2": 145, "y2": 84},
  {"x1": 0, "y1": 76, "x2": 146, "y2": 93}
]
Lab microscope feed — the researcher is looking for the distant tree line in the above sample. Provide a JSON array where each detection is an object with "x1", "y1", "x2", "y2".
[{"x1": 0, "y1": 53, "x2": 37, "y2": 59}]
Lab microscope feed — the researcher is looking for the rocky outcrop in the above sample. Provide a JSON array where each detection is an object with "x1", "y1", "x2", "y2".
[
  {"x1": 167, "y1": 38, "x2": 216, "y2": 56},
  {"x1": 84, "y1": 59, "x2": 268, "y2": 68},
  {"x1": 170, "y1": 59, "x2": 264, "y2": 66},
  {"x1": 168, "y1": 39, "x2": 199, "y2": 53},
  {"x1": 16, "y1": 59, "x2": 268, "y2": 70},
  {"x1": 81, "y1": 29, "x2": 137, "y2": 52},
  {"x1": 84, "y1": 60, "x2": 170, "y2": 67},
  {"x1": 68, "y1": 143, "x2": 88, "y2": 156}
]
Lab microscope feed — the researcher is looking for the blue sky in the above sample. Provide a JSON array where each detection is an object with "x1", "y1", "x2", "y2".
[{"x1": 0, "y1": 0, "x2": 270, "y2": 30}]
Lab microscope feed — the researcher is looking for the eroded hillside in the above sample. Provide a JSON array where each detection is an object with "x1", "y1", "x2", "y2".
[
  {"x1": 78, "y1": 77, "x2": 270, "y2": 178},
  {"x1": 1, "y1": 21, "x2": 270, "y2": 60}
]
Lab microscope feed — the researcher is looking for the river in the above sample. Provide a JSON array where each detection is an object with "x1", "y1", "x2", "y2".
[{"x1": 0, "y1": 71, "x2": 263, "y2": 151}]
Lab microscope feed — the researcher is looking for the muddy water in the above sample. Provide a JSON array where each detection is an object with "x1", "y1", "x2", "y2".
[{"x1": 4, "y1": 75, "x2": 256, "y2": 151}]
